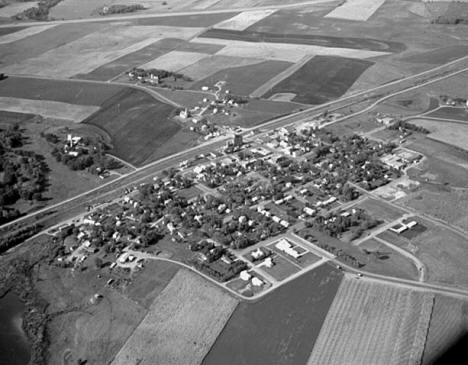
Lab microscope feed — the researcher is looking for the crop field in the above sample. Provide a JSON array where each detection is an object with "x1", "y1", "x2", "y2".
[
  {"x1": 76, "y1": 38, "x2": 186, "y2": 81},
  {"x1": 191, "y1": 60, "x2": 292, "y2": 96},
  {"x1": 111, "y1": 269, "x2": 238, "y2": 365},
  {"x1": 0, "y1": 26, "x2": 27, "y2": 36},
  {"x1": 355, "y1": 198, "x2": 405, "y2": 222},
  {"x1": 134, "y1": 12, "x2": 240, "y2": 27},
  {"x1": 180, "y1": 55, "x2": 264, "y2": 81},
  {"x1": 427, "y1": 107, "x2": 468, "y2": 122},
  {"x1": 399, "y1": 190, "x2": 468, "y2": 232},
  {"x1": 141, "y1": 50, "x2": 211, "y2": 72},
  {"x1": 3, "y1": 25, "x2": 202, "y2": 78},
  {"x1": 402, "y1": 45, "x2": 468, "y2": 64},
  {"x1": 263, "y1": 56, "x2": 373, "y2": 104},
  {"x1": 324, "y1": 0, "x2": 387, "y2": 21},
  {"x1": 307, "y1": 277, "x2": 434, "y2": 365},
  {"x1": 410, "y1": 119, "x2": 468, "y2": 151},
  {"x1": 200, "y1": 28, "x2": 403, "y2": 53},
  {"x1": 193, "y1": 36, "x2": 390, "y2": 63},
  {"x1": 0, "y1": 23, "x2": 107, "y2": 67},
  {"x1": 82, "y1": 88, "x2": 197, "y2": 166},
  {"x1": 213, "y1": 9, "x2": 276, "y2": 31},
  {"x1": 203, "y1": 264, "x2": 343, "y2": 365},
  {"x1": 0, "y1": 77, "x2": 124, "y2": 106},
  {"x1": 0, "y1": 25, "x2": 56, "y2": 45},
  {"x1": 422, "y1": 295, "x2": 468, "y2": 365},
  {"x1": 0, "y1": 97, "x2": 99, "y2": 122}
]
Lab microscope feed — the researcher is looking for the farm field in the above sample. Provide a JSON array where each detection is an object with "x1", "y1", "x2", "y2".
[
  {"x1": 75, "y1": 38, "x2": 186, "y2": 81},
  {"x1": 0, "y1": 76, "x2": 124, "y2": 106},
  {"x1": 0, "y1": 97, "x2": 99, "y2": 122},
  {"x1": 355, "y1": 198, "x2": 406, "y2": 222},
  {"x1": 111, "y1": 269, "x2": 238, "y2": 365},
  {"x1": 422, "y1": 295, "x2": 468, "y2": 365},
  {"x1": 203, "y1": 264, "x2": 343, "y2": 365},
  {"x1": 402, "y1": 45, "x2": 468, "y2": 65},
  {"x1": 427, "y1": 107, "x2": 468, "y2": 122},
  {"x1": 0, "y1": 25, "x2": 56, "y2": 45},
  {"x1": 82, "y1": 88, "x2": 197, "y2": 166},
  {"x1": 324, "y1": 0, "x2": 387, "y2": 21},
  {"x1": 398, "y1": 190, "x2": 468, "y2": 232},
  {"x1": 133, "y1": 12, "x2": 240, "y2": 27},
  {"x1": 213, "y1": 9, "x2": 277, "y2": 31},
  {"x1": 263, "y1": 56, "x2": 374, "y2": 104},
  {"x1": 140, "y1": 50, "x2": 211, "y2": 72},
  {"x1": 193, "y1": 36, "x2": 390, "y2": 63},
  {"x1": 190, "y1": 59, "x2": 293, "y2": 96},
  {"x1": 411, "y1": 119, "x2": 468, "y2": 151},
  {"x1": 3, "y1": 25, "x2": 203, "y2": 78},
  {"x1": 0, "y1": 2, "x2": 38, "y2": 18},
  {"x1": 307, "y1": 277, "x2": 434, "y2": 365},
  {"x1": 200, "y1": 28, "x2": 404, "y2": 53},
  {"x1": 0, "y1": 23, "x2": 106, "y2": 67},
  {"x1": 181, "y1": 55, "x2": 265, "y2": 81}
]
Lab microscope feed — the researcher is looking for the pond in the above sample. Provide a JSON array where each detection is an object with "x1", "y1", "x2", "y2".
[{"x1": 0, "y1": 291, "x2": 31, "y2": 365}]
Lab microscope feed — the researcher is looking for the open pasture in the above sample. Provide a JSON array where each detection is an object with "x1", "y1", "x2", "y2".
[
  {"x1": 307, "y1": 277, "x2": 434, "y2": 365},
  {"x1": 324, "y1": 0, "x2": 387, "y2": 21},
  {"x1": 203, "y1": 264, "x2": 343, "y2": 365},
  {"x1": 213, "y1": 9, "x2": 276, "y2": 31},
  {"x1": 402, "y1": 45, "x2": 468, "y2": 65},
  {"x1": 111, "y1": 269, "x2": 238, "y2": 365},
  {"x1": 411, "y1": 118, "x2": 468, "y2": 152},
  {"x1": 263, "y1": 55, "x2": 373, "y2": 104},
  {"x1": 0, "y1": 97, "x2": 99, "y2": 122},
  {"x1": 76, "y1": 38, "x2": 186, "y2": 81},
  {"x1": 0, "y1": 76, "x2": 123, "y2": 105},
  {"x1": 82, "y1": 88, "x2": 197, "y2": 166},
  {"x1": 200, "y1": 28, "x2": 404, "y2": 53},
  {"x1": 0, "y1": 24, "x2": 55, "y2": 45},
  {"x1": 3, "y1": 25, "x2": 202, "y2": 78},
  {"x1": 190, "y1": 59, "x2": 292, "y2": 96}
]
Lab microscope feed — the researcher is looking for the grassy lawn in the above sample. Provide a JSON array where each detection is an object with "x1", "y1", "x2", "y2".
[
  {"x1": 356, "y1": 198, "x2": 405, "y2": 222},
  {"x1": 260, "y1": 253, "x2": 300, "y2": 281}
]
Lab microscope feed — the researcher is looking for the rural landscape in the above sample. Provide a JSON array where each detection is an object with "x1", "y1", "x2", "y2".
[{"x1": 1, "y1": 0, "x2": 468, "y2": 364}]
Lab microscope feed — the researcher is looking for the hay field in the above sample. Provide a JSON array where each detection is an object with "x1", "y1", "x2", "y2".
[
  {"x1": 193, "y1": 37, "x2": 389, "y2": 63},
  {"x1": 324, "y1": 0, "x2": 387, "y2": 21},
  {"x1": 307, "y1": 277, "x2": 434, "y2": 365},
  {"x1": 0, "y1": 97, "x2": 99, "y2": 122},
  {"x1": 0, "y1": 24, "x2": 56, "y2": 45},
  {"x1": 411, "y1": 119, "x2": 468, "y2": 151},
  {"x1": 140, "y1": 51, "x2": 210, "y2": 72},
  {"x1": 213, "y1": 9, "x2": 276, "y2": 31},
  {"x1": 111, "y1": 269, "x2": 238, "y2": 365},
  {"x1": 4, "y1": 26, "x2": 202, "y2": 78},
  {"x1": 181, "y1": 55, "x2": 264, "y2": 80}
]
